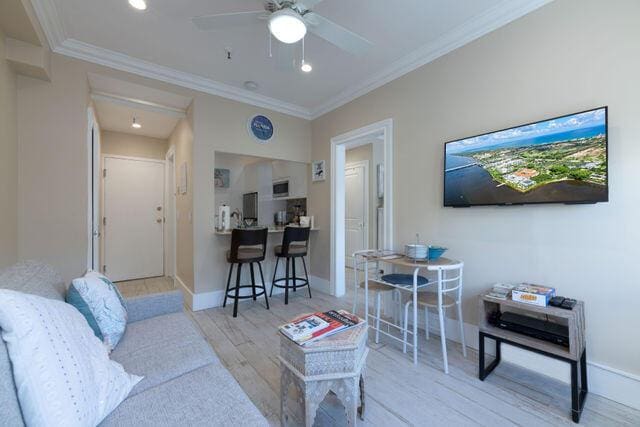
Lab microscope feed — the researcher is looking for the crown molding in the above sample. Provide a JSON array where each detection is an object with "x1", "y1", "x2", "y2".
[
  {"x1": 308, "y1": 0, "x2": 553, "y2": 119},
  {"x1": 28, "y1": 0, "x2": 66, "y2": 49},
  {"x1": 91, "y1": 91, "x2": 187, "y2": 119},
  {"x1": 56, "y1": 39, "x2": 313, "y2": 119},
  {"x1": 29, "y1": 0, "x2": 551, "y2": 122}
]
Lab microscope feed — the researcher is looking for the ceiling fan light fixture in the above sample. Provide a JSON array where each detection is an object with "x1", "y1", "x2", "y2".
[
  {"x1": 301, "y1": 62, "x2": 312, "y2": 73},
  {"x1": 132, "y1": 117, "x2": 142, "y2": 129},
  {"x1": 268, "y1": 9, "x2": 307, "y2": 44},
  {"x1": 128, "y1": 0, "x2": 147, "y2": 11}
]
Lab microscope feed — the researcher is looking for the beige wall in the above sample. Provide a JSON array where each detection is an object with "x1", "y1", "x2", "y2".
[
  {"x1": 17, "y1": 54, "x2": 89, "y2": 282},
  {"x1": 169, "y1": 109, "x2": 194, "y2": 292},
  {"x1": 101, "y1": 130, "x2": 168, "y2": 160},
  {"x1": 0, "y1": 29, "x2": 18, "y2": 268},
  {"x1": 310, "y1": 0, "x2": 640, "y2": 375},
  {"x1": 191, "y1": 94, "x2": 311, "y2": 295}
]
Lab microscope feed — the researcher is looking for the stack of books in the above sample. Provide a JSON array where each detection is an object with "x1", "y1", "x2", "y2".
[
  {"x1": 512, "y1": 284, "x2": 556, "y2": 307},
  {"x1": 487, "y1": 283, "x2": 515, "y2": 300},
  {"x1": 279, "y1": 310, "x2": 363, "y2": 346}
]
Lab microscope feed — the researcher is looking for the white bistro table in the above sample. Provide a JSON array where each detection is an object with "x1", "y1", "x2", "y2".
[{"x1": 353, "y1": 250, "x2": 461, "y2": 365}]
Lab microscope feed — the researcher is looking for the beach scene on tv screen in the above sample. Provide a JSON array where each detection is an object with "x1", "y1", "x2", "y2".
[{"x1": 444, "y1": 108, "x2": 607, "y2": 206}]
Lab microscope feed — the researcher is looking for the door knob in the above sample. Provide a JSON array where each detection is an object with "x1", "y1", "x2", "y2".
[
  {"x1": 156, "y1": 218, "x2": 163, "y2": 223},
  {"x1": 156, "y1": 206, "x2": 162, "y2": 211}
]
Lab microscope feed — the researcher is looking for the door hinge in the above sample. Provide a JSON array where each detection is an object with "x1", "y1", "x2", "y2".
[
  {"x1": 103, "y1": 265, "x2": 107, "y2": 273},
  {"x1": 103, "y1": 217, "x2": 106, "y2": 226},
  {"x1": 103, "y1": 168, "x2": 107, "y2": 178}
]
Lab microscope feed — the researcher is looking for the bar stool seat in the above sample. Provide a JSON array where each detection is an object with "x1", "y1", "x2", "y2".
[
  {"x1": 271, "y1": 226, "x2": 311, "y2": 305},
  {"x1": 274, "y1": 244, "x2": 306, "y2": 256},
  {"x1": 223, "y1": 228, "x2": 270, "y2": 318},
  {"x1": 226, "y1": 248, "x2": 263, "y2": 262}
]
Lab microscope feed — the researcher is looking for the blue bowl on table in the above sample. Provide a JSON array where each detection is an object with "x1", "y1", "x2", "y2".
[{"x1": 427, "y1": 246, "x2": 447, "y2": 260}]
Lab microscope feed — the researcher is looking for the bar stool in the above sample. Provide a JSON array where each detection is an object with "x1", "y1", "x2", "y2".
[
  {"x1": 223, "y1": 228, "x2": 269, "y2": 318},
  {"x1": 271, "y1": 226, "x2": 311, "y2": 305}
]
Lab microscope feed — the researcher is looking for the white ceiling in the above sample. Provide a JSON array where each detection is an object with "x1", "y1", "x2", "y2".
[
  {"x1": 94, "y1": 99, "x2": 179, "y2": 139},
  {"x1": 31, "y1": 0, "x2": 551, "y2": 119}
]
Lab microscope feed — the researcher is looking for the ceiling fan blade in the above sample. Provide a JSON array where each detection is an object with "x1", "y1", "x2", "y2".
[
  {"x1": 295, "y1": 0, "x2": 325, "y2": 10},
  {"x1": 304, "y1": 12, "x2": 372, "y2": 56},
  {"x1": 192, "y1": 11, "x2": 267, "y2": 31}
]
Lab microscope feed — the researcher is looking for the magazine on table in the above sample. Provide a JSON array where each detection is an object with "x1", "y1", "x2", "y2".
[{"x1": 279, "y1": 310, "x2": 363, "y2": 346}]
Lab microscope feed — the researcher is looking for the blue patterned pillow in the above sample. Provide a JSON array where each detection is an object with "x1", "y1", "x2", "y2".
[{"x1": 66, "y1": 271, "x2": 127, "y2": 351}]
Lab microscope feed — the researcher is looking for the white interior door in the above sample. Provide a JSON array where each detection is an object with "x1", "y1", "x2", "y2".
[
  {"x1": 104, "y1": 156, "x2": 165, "y2": 282},
  {"x1": 345, "y1": 162, "x2": 368, "y2": 268}
]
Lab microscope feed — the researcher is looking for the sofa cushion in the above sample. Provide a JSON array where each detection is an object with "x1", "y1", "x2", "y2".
[
  {"x1": 100, "y1": 364, "x2": 268, "y2": 427},
  {"x1": 0, "y1": 289, "x2": 142, "y2": 427},
  {"x1": 0, "y1": 261, "x2": 67, "y2": 427},
  {"x1": 110, "y1": 312, "x2": 217, "y2": 396},
  {"x1": 0, "y1": 260, "x2": 65, "y2": 301}
]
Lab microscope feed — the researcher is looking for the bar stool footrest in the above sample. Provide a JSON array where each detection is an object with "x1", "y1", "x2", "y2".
[
  {"x1": 271, "y1": 277, "x2": 310, "y2": 291},
  {"x1": 226, "y1": 285, "x2": 268, "y2": 300}
]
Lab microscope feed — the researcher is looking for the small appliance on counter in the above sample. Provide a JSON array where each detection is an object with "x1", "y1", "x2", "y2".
[
  {"x1": 274, "y1": 210, "x2": 288, "y2": 226},
  {"x1": 272, "y1": 178, "x2": 290, "y2": 199},
  {"x1": 218, "y1": 205, "x2": 231, "y2": 231}
]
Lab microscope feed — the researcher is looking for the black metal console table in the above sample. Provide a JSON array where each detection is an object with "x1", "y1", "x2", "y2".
[{"x1": 478, "y1": 295, "x2": 588, "y2": 423}]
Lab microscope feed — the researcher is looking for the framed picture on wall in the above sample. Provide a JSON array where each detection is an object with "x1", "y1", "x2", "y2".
[
  {"x1": 312, "y1": 160, "x2": 326, "y2": 182},
  {"x1": 214, "y1": 168, "x2": 230, "y2": 188}
]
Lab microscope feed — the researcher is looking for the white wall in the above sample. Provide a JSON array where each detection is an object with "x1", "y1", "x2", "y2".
[
  {"x1": 101, "y1": 130, "x2": 168, "y2": 160},
  {"x1": 310, "y1": 0, "x2": 640, "y2": 380},
  {"x1": 17, "y1": 54, "x2": 89, "y2": 281},
  {"x1": 0, "y1": 29, "x2": 18, "y2": 268},
  {"x1": 191, "y1": 94, "x2": 312, "y2": 297}
]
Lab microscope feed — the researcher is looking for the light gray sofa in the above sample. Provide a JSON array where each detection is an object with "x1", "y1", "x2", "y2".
[{"x1": 0, "y1": 261, "x2": 268, "y2": 427}]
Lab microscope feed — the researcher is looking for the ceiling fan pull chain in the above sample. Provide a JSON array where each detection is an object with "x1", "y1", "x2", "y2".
[
  {"x1": 269, "y1": 31, "x2": 273, "y2": 58},
  {"x1": 302, "y1": 36, "x2": 305, "y2": 65}
]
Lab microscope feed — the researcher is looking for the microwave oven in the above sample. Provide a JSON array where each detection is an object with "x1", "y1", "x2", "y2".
[{"x1": 272, "y1": 178, "x2": 290, "y2": 199}]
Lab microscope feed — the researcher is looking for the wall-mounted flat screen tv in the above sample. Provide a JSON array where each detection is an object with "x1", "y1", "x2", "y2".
[{"x1": 444, "y1": 107, "x2": 608, "y2": 207}]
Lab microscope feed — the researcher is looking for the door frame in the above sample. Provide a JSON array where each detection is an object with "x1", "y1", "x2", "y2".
[
  {"x1": 87, "y1": 107, "x2": 101, "y2": 271},
  {"x1": 164, "y1": 146, "x2": 177, "y2": 279},
  {"x1": 345, "y1": 159, "x2": 369, "y2": 268},
  {"x1": 331, "y1": 118, "x2": 393, "y2": 297},
  {"x1": 101, "y1": 154, "x2": 166, "y2": 279}
]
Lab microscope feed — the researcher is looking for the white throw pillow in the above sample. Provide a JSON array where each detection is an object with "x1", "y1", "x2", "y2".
[
  {"x1": 0, "y1": 289, "x2": 142, "y2": 427},
  {"x1": 67, "y1": 271, "x2": 127, "y2": 351}
]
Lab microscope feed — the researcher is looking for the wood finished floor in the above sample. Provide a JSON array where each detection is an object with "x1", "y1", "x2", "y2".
[
  {"x1": 116, "y1": 276, "x2": 176, "y2": 298},
  {"x1": 117, "y1": 278, "x2": 640, "y2": 426}
]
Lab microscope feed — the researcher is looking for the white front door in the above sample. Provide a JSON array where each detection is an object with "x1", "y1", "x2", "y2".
[
  {"x1": 345, "y1": 162, "x2": 368, "y2": 268},
  {"x1": 103, "y1": 156, "x2": 165, "y2": 282}
]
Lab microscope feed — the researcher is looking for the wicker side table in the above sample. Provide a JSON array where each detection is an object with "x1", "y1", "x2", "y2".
[{"x1": 279, "y1": 322, "x2": 368, "y2": 426}]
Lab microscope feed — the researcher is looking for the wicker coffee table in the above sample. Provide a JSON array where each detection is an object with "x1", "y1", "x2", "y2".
[{"x1": 279, "y1": 322, "x2": 368, "y2": 426}]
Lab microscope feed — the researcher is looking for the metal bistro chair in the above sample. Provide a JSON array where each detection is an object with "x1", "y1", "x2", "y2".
[
  {"x1": 402, "y1": 261, "x2": 466, "y2": 374},
  {"x1": 223, "y1": 228, "x2": 269, "y2": 318},
  {"x1": 271, "y1": 226, "x2": 311, "y2": 305},
  {"x1": 351, "y1": 251, "x2": 405, "y2": 344}
]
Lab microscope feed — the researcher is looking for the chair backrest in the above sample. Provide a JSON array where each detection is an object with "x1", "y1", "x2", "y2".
[
  {"x1": 281, "y1": 226, "x2": 310, "y2": 256},
  {"x1": 228, "y1": 228, "x2": 268, "y2": 263},
  {"x1": 436, "y1": 261, "x2": 464, "y2": 301}
]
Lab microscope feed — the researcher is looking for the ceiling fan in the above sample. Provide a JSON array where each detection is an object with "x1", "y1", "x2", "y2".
[{"x1": 191, "y1": 0, "x2": 373, "y2": 56}]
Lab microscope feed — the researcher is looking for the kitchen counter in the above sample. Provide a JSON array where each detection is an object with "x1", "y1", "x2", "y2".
[{"x1": 214, "y1": 227, "x2": 319, "y2": 236}]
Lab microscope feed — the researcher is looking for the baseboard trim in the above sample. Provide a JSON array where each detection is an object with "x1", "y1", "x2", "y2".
[
  {"x1": 411, "y1": 310, "x2": 640, "y2": 410},
  {"x1": 309, "y1": 275, "x2": 332, "y2": 294},
  {"x1": 186, "y1": 279, "x2": 313, "y2": 312}
]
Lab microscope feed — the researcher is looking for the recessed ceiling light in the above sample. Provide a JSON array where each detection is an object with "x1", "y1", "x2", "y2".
[
  {"x1": 301, "y1": 62, "x2": 312, "y2": 73},
  {"x1": 132, "y1": 117, "x2": 142, "y2": 129},
  {"x1": 243, "y1": 81, "x2": 259, "y2": 91},
  {"x1": 128, "y1": 0, "x2": 147, "y2": 11},
  {"x1": 268, "y1": 9, "x2": 306, "y2": 44}
]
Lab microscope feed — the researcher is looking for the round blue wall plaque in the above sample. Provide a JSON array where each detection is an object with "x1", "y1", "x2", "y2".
[{"x1": 248, "y1": 115, "x2": 274, "y2": 143}]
